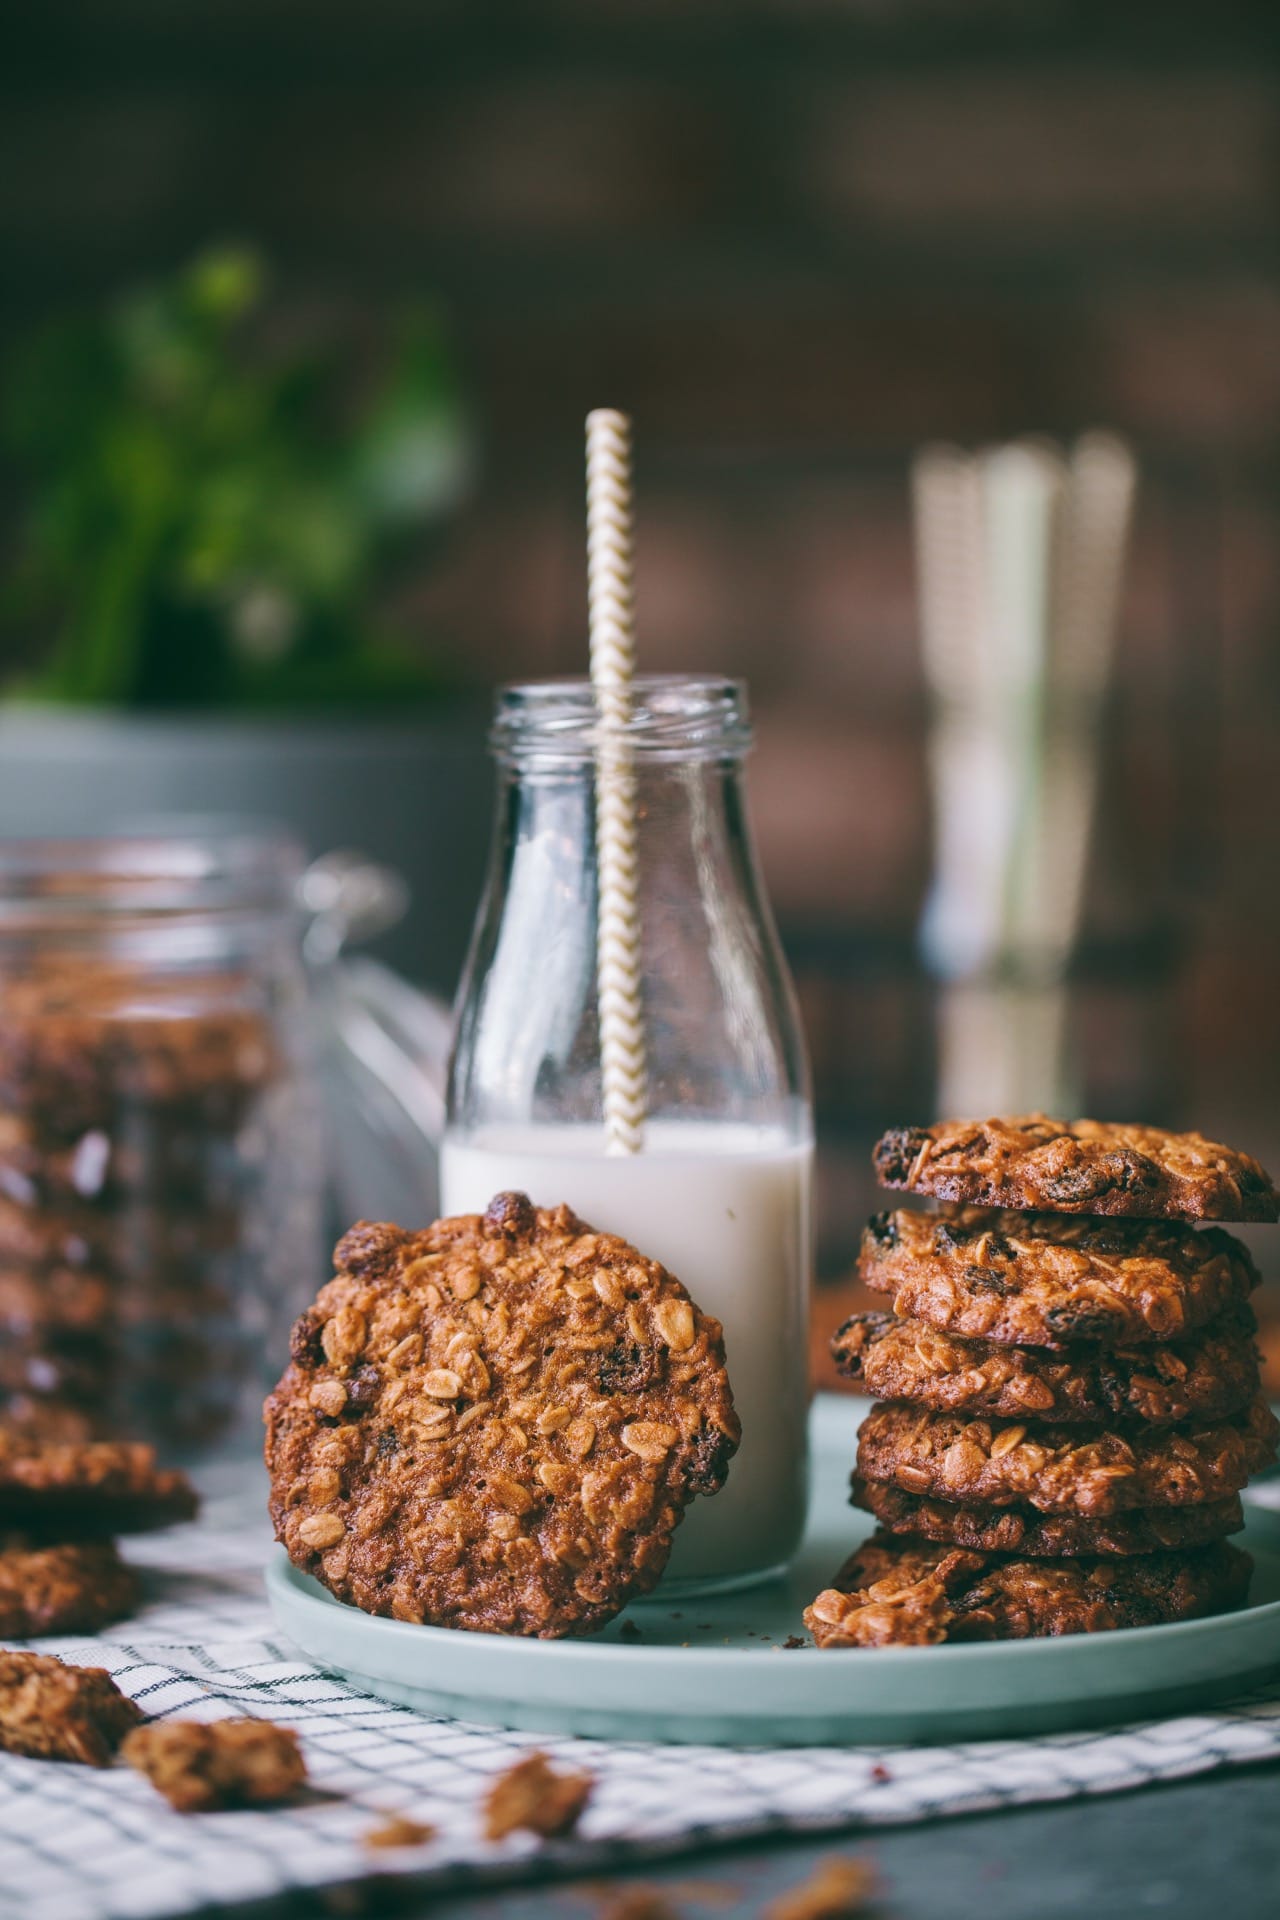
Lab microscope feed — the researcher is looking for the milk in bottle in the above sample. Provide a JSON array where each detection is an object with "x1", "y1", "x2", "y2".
[{"x1": 446, "y1": 677, "x2": 813, "y2": 1592}]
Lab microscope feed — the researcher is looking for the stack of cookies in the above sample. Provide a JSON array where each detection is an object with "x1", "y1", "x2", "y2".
[
  {"x1": 807, "y1": 1116, "x2": 1280, "y2": 1647},
  {"x1": 0, "y1": 962, "x2": 278, "y2": 1452},
  {"x1": 0, "y1": 1428, "x2": 196, "y2": 1639}
]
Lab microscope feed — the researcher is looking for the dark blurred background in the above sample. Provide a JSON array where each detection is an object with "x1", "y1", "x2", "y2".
[{"x1": 3, "y1": 2, "x2": 1279, "y2": 1350}]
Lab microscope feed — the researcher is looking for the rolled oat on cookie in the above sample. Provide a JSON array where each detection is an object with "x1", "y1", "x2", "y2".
[{"x1": 265, "y1": 1193, "x2": 740, "y2": 1637}]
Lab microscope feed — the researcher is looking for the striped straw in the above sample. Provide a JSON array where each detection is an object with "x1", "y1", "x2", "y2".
[{"x1": 586, "y1": 408, "x2": 647, "y2": 1155}]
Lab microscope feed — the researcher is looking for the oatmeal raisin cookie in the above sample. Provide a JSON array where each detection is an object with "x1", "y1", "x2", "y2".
[
  {"x1": 0, "y1": 1432, "x2": 197, "y2": 1537},
  {"x1": 872, "y1": 1115, "x2": 1278, "y2": 1221},
  {"x1": 265, "y1": 1195, "x2": 740, "y2": 1638},
  {"x1": 851, "y1": 1476, "x2": 1245, "y2": 1557},
  {"x1": 804, "y1": 1533, "x2": 1252, "y2": 1647},
  {"x1": 0, "y1": 1650, "x2": 142, "y2": 1763},
  {"x1": 0, "y1": 1538, "x2": 139, "y2": 1636},
  {"x1": 832, "y1": 1305, "x2": 1260, "y2": 1425},
  {"x1": 856, "y1": 1395, "x2": 1279, "y2": 1516},
  {"x1": 859, "y1": 1209, "x2": 1257, "y2": 1348}
]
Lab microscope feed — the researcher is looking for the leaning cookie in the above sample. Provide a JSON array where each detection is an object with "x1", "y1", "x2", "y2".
[
  {"x1": 856, "y1": 1395, "x2": 1279, "y2": 1517},
  {"x1": 859, "y1": 1209, "x2": 1257, "y2": 1348},
  {"x1": 804, "y1": 1533, "x2": 1253, "y2": 1648},
  {"x1": 872, "y1": 1115, "x2": 1278, "y2": 1222},
  {"x1": 265, "y1": 1193, "x2": 741, "y2": 1638},
  {"x1": 851, "y1": 1476, "x2": 1246, "y2": 1558},
  {"x1": 832, "y1": 1306, "x2": 1261, "y2": 1427}
]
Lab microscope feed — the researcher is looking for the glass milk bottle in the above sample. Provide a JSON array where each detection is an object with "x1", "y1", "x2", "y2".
[{"x1": 441, "y1": 675, "x2": 813, "y2": 1593}]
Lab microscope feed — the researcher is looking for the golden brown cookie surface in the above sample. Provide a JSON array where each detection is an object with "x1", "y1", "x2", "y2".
[
  {"x1": 0, "y1": 1432, "x2": 197, "y2": 1538},
  {"x1": 804, "y1": 1533, "x2": 1253, "y2": 1647},
  {"x1": 872, "y1": 1115, "x2": 1278, "y2": 1221},
  {"x1": 0, "y1": 1539, "x2": 139, "y2": 1636},
  {"x1": 122, "y1": 1718, "x2": 306, "y2": 1811},
  {"x1": 832, "y1": 1305, "x2": 1261, "y2": 1425},
  {"x1": 851, "y1": 1476, "x2": 1245, "y2": 1557},
  {"x1": 265, "y1": 1194, "x2": 740, "y2": 1638},
  {"x1": 856, "y1": 1395, "x2": 1279, "y2": 1516},
  {"x1": 0, "y1": 1650, "x2": 142, "y2": 1763},
  {"x1": 858, "y1": 1209, "x2": 1257, "y2": 1348}
]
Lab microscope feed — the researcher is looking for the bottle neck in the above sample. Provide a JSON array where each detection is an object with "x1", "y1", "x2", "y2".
[{"x1": 491, "y1": 673, "x2": 753, "y2": 773}]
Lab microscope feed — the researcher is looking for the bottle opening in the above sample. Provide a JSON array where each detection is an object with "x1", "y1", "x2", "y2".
[{"x1": 491, "y1": 674, "x2": 753, "y2": 765}]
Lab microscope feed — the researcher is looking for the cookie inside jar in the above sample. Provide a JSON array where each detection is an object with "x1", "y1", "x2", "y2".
[{"x1": 0, "y1": 834, "x2": 323, "y2": 1460}]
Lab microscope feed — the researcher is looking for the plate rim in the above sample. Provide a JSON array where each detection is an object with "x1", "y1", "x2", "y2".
[{"x1": 265, "y1": 1525, "x2": 1280, "y2": 1670}]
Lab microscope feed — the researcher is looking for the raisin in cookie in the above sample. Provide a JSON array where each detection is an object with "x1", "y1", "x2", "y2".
[
  {"x1": 265, "y1": 1194, "x2": 741, "y2": 1638},
  {"x1": 0, "y1": 1538, "x2": 139, "y2": 1636},
  {"x1": 804, "y1": 1533, "x2": 1252, "y2": 1648},
  {"x1": 856, "y1": 1395, "x2": 1279, "y2": 1516},
  {"x1": 851, "y1": 1477, "x2": 1245, "y2": 1557},
  {"x1": 832, "y1": 1306, "x2": 1261, "y2": 1426},
  {"x1": 873, "y1": 1115, "x2": 1278, "y2": 1222},
  {"x1": 859, "y1": 1209, "x2": 1257, "y2": 1348}
]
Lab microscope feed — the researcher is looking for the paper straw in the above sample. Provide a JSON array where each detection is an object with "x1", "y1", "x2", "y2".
[{"x1": 586, "y1": 408, "x2": 647, "y2": 1155}]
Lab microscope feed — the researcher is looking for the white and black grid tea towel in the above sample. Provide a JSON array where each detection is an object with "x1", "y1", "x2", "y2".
[{"x1": 4, "y1": 1487, "x2": 1280, "y2": 1920}]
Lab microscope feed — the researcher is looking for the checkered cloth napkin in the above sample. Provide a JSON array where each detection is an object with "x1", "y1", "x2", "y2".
[{"x1": 5, "y1": 1479, "x2": 1280, "y2": 1920}]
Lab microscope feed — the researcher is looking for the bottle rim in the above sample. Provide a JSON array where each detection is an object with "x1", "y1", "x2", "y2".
[{"x1": 491, "y1": 674, "x2": 753, "y2": 764}]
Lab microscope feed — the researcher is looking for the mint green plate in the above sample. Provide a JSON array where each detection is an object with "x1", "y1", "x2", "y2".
[{"x1": 265, "y1": 1395, "x2": 1280, "y2": 1745}]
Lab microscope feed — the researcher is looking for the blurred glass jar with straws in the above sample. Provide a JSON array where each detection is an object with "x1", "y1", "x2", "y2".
[
  {"x1": 442, "y1": 675, "x2": 815, "y2": 1594},
  {"x1": 0, "y1": 832, "x2": 325, "y2": 1461}
]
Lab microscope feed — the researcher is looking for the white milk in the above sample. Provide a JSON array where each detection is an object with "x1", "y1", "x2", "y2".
[{"x1": 439, "y1": 1120, "x2": 812, "y2": 1591}]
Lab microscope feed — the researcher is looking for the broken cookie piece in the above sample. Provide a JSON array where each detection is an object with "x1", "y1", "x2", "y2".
[
  {"x1": 0, "y1": 1650, "x2": 142, "y2": 1764},
  {"x1": 483, "y1": 1750, "x2": 594, "y2": 1841},
  {"x1": 121, "y1": 1718, "x2": 306, "y2": 1812}
]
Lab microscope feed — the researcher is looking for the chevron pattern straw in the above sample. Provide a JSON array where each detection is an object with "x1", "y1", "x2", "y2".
[{"x1": 586, "y1": 408, "x2": 647, "y2": 1154}]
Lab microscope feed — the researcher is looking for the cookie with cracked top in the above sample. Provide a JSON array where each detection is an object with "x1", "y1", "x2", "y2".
[
  {"x1": 0, "y1": 1538, "x2": 139, "y2": 1636},
  {"x1": 803, "y1": 1533, "x2": 1252, "y2": 1647},
  {"x1": 0, "y1": 1650, "x2": 143, "y2": 1763},
  {"x1": 872, "y1": 1115, "x2": 1278, "y2": 1221},
  {"x1": 832, "y1": 1305, "x2": 1261, "y2": 1426},
  {"x1": 0, "y1": 1432, "x2": 197, "y2": 1537},
  {"x1": 859, "y1": 1208, "x2": 1257, "y2": 1348},
  {"x1": 856, "y1": 1395, "x2": 1279, "y2": 1516},
  {"x1": 265, "y1": 1193, "x2": 741, "y2": 1638},
  {"x1": 851, "y1": 1477, "x2": 1245, "y2": 1557}
]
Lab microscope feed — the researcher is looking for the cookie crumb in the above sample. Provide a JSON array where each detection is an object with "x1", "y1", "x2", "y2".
[
  {"x1": 782, "y1": 1635, "x2": 807, "y2": 1650},
  {"x1": 764, "y1": 1856, "x2": 877, "y2": 1920},
  {"x1": 595, "y1": 1887, "x2": 682, "y2": 1920},
  {"x1": 869, "y1": 1762, "x2": 892, "y2": 1783},
  {"x1": 484, "y1": 1750, "x2": 594, "y2": 1841},
  {"x1": 122, "y1": 1718, "x2": 306, "y2": 1811},
  {"x1": 618, "y1": 1619, "x2": 642, "y2": 1641},
  {"x1": 363, "y1": 1814, "x2": 437, "y2": 1850},
  {"x1": 0, "y1": 1651, "x2": 141, "y2": 1765}
]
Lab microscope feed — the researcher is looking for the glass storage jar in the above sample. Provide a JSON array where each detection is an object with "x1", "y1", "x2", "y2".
[
  {"x1": 441, "y1": 675, "x2": 814, "y2": 1593},
  {"x1": 0, "y1": 832, "x2": 324, "y2": 1462}
]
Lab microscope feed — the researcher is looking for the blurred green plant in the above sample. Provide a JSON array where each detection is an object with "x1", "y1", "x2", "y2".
[{"x1": 0, "y1": 248, "x2": 471, "y2": 709}]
